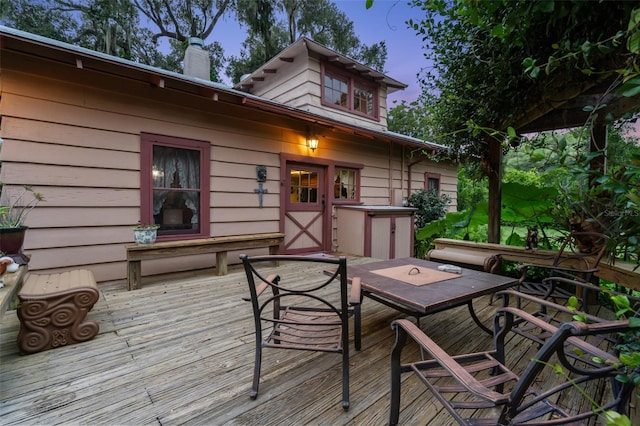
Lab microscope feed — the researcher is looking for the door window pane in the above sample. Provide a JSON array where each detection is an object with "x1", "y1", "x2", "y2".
[{"x1": 290, "y1": 169, "x2": 318, "y2": 204}]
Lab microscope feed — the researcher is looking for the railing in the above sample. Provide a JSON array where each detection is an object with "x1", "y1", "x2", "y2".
[{"x1": 428, "y1": 238, "x2": 640, "y2": 291}]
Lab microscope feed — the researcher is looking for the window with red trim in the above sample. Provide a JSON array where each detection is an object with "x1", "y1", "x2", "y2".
[
  {"x1": 333, "y1": 167, "x2": 359, "y2": 202},
  {"x1": 425, "y1": 173, "x2": 441, "y2": 194},
  {"x1": 322, "y1": 63, "x2": 378, "y2": 119},
  {"x1": 140, "y1": 133, "x2": 210, "y2": 240}
]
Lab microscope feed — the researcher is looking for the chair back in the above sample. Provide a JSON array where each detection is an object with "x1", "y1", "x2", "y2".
[
  {"x1": 552, "y1": 231, "x2": 609, "y2": 273},
  {"x1": 241, "y1": 254, "x2": 350, "y2": 352},
  {"x1": 240, "y1": 254, "x2": 355, "y2": 409},
  {"x1": 496, "y1": 308, "x2": 635, "y2": 424}
]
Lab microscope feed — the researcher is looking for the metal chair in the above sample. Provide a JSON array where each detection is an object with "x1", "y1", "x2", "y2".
[
  {"x1": 240, "y1": 254, "x2": 361, "y2": 410},
  {"x1": 516, "y1": 231, "x2": 609, "y2": 305},
  {"x1": 389, "y1": 307, "x2": 636, "y2": 425}
]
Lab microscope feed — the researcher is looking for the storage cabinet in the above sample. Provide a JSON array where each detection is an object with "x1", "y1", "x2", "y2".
[{"x1": 336, "y1": 206, "x2": 416, "y2": 260}]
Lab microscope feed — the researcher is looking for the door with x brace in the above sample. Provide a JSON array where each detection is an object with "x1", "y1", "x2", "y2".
[{"x1": 282, "y1": 163, "x2": 327, "y2": 254}]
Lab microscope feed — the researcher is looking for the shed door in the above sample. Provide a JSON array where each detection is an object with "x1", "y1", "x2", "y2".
[{"x1": 283, "y1": 164, "x2": 327, "y2": 254}]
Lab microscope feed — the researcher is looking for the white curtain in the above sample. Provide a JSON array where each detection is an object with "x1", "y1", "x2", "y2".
[{"x1": 152, "y1": 147, "x2": 199, "y2": 226}]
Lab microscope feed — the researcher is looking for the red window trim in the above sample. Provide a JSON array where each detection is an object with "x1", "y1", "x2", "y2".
[
  {"x1": 425, "y1": 172, "x2": 441, "y2": 194},
  {"x1": 333, "y1": 165, "x2": 363, "y2": 205},
  {"x1": 140, "y1": 133, "x2": 210, "y2": 241},
  {"x1": 321, "y1": 62, "x2": 380, "y2": 121}
]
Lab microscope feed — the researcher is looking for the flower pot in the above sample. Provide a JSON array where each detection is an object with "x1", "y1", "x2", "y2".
[
  {"x1": 0, "y1": 226, "x2": 28, "y2": 255},
  {"x1": 133, "y1": 228, "x2": 158, "y2": 245}
]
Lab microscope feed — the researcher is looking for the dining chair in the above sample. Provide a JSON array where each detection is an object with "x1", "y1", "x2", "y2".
[
  {"x1": 240, "y1": 254, "x2": 361, "y2": 410},
  {"x1": 516, "y1": 231, "x2": 610, "y2": 306},
  {"x1": 389, "y1": 306, "x2": 636, "y2": 425}
]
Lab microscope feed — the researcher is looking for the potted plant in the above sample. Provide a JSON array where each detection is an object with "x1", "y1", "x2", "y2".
[
  {"x1": 133, "y1": 223, "x2": 160, "y2": 245},
  {"x1": 0, "y1": 185, "x2": 45, "y2": 260}
]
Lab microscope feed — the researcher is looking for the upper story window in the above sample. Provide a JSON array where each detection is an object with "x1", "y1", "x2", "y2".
[
  {"x1": 141, "y1": 133, "x2": 210, "y2": 241},
  {"x1": 322, "y1": 63, "x2": 378, "y2": 120}
]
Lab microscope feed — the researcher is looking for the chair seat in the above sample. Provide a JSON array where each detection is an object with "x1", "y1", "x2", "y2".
[{"x1": 265, "y1": 307, "x2": 343, "y2": 352}]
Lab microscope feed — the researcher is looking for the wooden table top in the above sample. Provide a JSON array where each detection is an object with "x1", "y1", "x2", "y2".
[{"x1": 347, "y1": 257, "x2": 517, "y2": 316}]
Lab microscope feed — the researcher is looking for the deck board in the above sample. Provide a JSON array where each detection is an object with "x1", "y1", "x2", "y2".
[{"x1": 1, "y1": 256, "x2": 636, "y2": 425}]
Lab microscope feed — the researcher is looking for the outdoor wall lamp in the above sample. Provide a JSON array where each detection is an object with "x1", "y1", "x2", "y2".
[{"x1": 307, "y1": 129, "x2": 319, "y2": 152}]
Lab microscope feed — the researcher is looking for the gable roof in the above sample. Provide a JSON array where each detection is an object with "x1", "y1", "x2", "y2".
[
  {"x1": 0, "y1": 26, "x2": 443, "y2": 152},
  {"x1": 235, "y1": 37, "x2": 408, "y2": 94}
]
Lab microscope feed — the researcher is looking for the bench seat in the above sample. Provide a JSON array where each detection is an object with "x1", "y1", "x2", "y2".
[
  {"x1": 126, "y1": 232, "x2": 285, "y2": 290},
  {"x1": 17, "y1": 269, "x2": 100, "y2": 354}
]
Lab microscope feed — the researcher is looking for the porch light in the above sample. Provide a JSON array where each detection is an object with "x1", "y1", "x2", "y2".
[{"x1": 306, "y1": 131, "x2": 319, "y2": 152}]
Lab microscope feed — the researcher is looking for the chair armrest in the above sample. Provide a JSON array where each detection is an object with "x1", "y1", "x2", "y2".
[
  {"x1": 496, "y1": 307, "x2": 617, "y2": 361},
  {"x1": 392, "y1": 319, "x2": 508, "y2": 404},
  {"x1": 242, "y1": 274, "x2": 279, "y2": 301},
  {"x1": 495, "y1": 289, "x2": 607, "y2": 324},
  {"x1": 518, "y1": 263, "x2": 599, "y2": 283},
  {"x1": 349, "y1": 277, "x2": 362, "y2": 306}
]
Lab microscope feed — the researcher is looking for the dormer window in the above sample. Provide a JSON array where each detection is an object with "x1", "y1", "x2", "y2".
[{"x1": 321, "y1": 62, "x2": 379, "y2": 120}]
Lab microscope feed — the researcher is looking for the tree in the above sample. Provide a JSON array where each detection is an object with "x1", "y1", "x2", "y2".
[
  {"x1": 132, "y1": 0, "x2": 233, "y2": 81},
  {"x1": 53, "y1": 0, "x2": 140, "y2": 60},
  {"x1": 0, "y1": 0, "x2": 78, "y2": 43},
  {"x1": 227, "y1": 0, "x2": 388, "y2": 83}
]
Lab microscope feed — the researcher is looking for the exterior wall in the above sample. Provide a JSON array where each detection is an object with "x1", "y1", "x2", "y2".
[
  {"x1": 0, "y1": 49, "x2": 456, "y2": 285},
  {"x1": 247, "y1": 53, "x2": 388, "y2": 132}
]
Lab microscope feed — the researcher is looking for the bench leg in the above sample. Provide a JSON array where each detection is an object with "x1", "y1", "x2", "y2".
[
  {"x1": 128, "y1": 260, "x2": 142, "y2": 291},
  {"x1": 269, "y1": 244, "x2": 280, "y2": 266},
  {"x1": 216, "y1": 252, "x2": 228, "y2": 275}
]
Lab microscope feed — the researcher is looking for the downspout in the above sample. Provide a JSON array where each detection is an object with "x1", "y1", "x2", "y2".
[
  {"x1": 389, "y1": 143, "x2": 393, "y2": 204},
  {"x1": 407, "y1": 157, "x2": 425, "y2": 199},
  {"x1": 401, "y1": 145, "x2": 405, "y2": 204}
]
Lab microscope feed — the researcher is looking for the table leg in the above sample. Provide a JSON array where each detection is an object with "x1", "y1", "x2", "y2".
[{"x1": 467, "y1": 300, "x2": 493, "y2": 334}]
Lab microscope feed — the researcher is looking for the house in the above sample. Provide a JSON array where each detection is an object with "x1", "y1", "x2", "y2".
[{"x1": 0, "y1": 27, "x2": 457, "y2": 284}]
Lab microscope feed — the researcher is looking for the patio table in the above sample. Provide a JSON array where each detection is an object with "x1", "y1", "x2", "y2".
[{"x1": 344, "y1": 257, "x2": 517, "y2": 333}]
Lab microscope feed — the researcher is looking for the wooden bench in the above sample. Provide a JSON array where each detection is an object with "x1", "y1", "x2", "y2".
[
  {"x1": 17, "y1": 269, "x2": 100, "y2": 355},
  {"x1": 426, "y1": 246, "x2": 502, "y2": 273},
  {"x1": 126, "y1": 232, "x2": 285, "y2": 291}
]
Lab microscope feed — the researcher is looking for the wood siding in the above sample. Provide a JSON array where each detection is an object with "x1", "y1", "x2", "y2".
[
  {"x1": 0, "y1": 49, "x2": 456, "y2": 285},
  {"x1": 247, "y1": 52, "x2": 389, "y2": 132}
]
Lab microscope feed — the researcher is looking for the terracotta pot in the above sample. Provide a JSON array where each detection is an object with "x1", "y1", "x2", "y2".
[
  {"x1": 0, "y1": 226, "x2": 28, "y2": 255},
  {"x1": 0, "y1": 259, "x2": 10, "y2": 275}
]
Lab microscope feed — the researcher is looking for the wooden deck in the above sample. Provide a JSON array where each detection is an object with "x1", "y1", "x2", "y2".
[{"x1": 0, "y1": 256, "x2": 636, "y2": 425}]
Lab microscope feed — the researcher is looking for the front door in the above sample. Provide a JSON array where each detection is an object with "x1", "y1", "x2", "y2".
[{"x1": 282, "y1": 163, "x2": 327, "y2": 254}]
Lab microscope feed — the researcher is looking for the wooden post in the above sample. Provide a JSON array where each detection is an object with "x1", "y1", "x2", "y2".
[
  {"x1": 487, "y1": 139, "x2": 502, "y2": 244},
  {"x1": 589, "y1": 123, "x2": 607, "y2": 185}
]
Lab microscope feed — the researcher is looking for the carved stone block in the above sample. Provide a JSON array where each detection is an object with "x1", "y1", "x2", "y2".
[{"x1": 17, "y1": 270, "x2": 99, "y2": 354}]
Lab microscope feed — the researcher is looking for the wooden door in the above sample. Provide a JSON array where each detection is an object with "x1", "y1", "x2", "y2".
[{"x1": 282, "y1": 164, "x2": 327, "y2": 254}]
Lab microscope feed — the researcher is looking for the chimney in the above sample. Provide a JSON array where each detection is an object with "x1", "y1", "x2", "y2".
[{"x1": 183, "y1": 37, "x2": 210, "y2": 81}]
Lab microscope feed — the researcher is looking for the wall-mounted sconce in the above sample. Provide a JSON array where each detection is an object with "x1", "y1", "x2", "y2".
[{"x1": 306, "y1": 129, "x2": 319, "y2": 152}]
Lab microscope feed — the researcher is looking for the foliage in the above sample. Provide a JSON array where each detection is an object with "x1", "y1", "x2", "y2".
[
  {"x1": 0, "y1": 0, "x2": 77, "y2": 42},
  {"x1": 404, "y1": 0, "x2": 639, "y2": 167},
  {"x1": 133, "y1": 223, "x2": 160, "y2": 230},
  {"x1": 227, "y1": 0, "x2": 388, "y2": 83},
  {"x1": 387, "y1": 100, "x2": 431, "y2": 140},
  {"x1": 566, "y1": 293, "x2": 640, "y2": 425},
  {"x1": 0, "y1": 186, "x2": 45, "y2": 228},
  {"x1": 455, "y1": 165, "x2": 487, "y2": 212},
  {"x1": 408, "y1": 189, "x2": 450, "y2": 229},
  {"x1": 407, "y1": 189, "x2": 450, "y2": 258}
]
